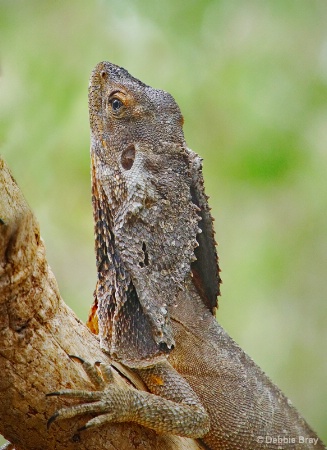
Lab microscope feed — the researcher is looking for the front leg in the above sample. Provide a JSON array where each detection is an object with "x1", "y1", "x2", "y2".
[{"x1": 47, "y1": 356, "x2": 209, "y2": 438}]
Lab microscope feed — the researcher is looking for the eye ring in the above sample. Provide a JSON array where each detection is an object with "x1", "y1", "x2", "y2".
[{"x1": 109, "y1": 97, "x2": 123, "y2": 111}]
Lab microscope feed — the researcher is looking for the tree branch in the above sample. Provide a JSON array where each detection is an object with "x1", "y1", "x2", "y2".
[{"x1": 0, "y1": 158, "x2": 204, "y2": 450}]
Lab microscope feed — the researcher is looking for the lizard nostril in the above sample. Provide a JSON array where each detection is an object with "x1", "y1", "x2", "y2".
[
  {"x1": 121, "y1": 144, "x2": 136, "y2": 170},
  {"x1": 100, "y1": 70, "x2": 107, "y2": 79}
]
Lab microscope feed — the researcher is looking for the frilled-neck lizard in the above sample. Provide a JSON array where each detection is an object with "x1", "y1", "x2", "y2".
[{"x1": 48, "y1": 62, "x2": 325, "y2": 450}]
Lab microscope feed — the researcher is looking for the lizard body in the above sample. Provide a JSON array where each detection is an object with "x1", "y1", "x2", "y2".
[{"x1": 49, "y1": 62, "x2": 325, "y2": 449}]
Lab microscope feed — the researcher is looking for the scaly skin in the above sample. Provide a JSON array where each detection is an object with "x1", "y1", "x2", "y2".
[{"x1": 48, "y1": 62, "x2": 325, "y2": 449}]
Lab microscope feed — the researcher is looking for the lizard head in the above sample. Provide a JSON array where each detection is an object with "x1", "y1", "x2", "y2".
[
  {"x1": 87, "y1": 62, "x2": 220, "y2": 365},
  {"x1": 88, "y1": 61, "x2": 185, "y2": 160}
]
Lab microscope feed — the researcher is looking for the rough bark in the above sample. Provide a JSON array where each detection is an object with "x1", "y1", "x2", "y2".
[{"x1": 0, "y1": 158, "x2": 204, "y2": 450}]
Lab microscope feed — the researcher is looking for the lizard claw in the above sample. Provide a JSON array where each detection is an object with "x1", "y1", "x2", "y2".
[
  {"x1": 46, "y1": 391, "x2": 61, "y2": 397},
  {"x1": 46, "y1": 356, "x2": 209, "y2": 437},
  {"x1": 47, "y1": 412, "x2": 59, "y2": 429},
  {"x1": 46, "y1": 357, "x2": 119, "y2": 430}
]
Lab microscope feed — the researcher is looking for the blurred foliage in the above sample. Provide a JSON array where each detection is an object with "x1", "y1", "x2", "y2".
[{"x1": 1, "y1": 0, "x2": 326, "y2": 444}]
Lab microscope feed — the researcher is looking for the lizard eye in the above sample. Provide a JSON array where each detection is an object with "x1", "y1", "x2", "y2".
[{"x1": 109, "y1": 98, "x2": 123, "y2": 111}]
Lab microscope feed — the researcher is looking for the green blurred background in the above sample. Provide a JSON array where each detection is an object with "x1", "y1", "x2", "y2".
[{"x1": 1, "y1": 0, "x2": 326, "y2": 444}]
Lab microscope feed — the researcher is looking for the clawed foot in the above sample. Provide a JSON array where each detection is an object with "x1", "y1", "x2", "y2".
[
  {"x1": 47, "y1": 355, "x2": 209, "y2": 437},
  {"x1": 47, "y1": 355, "x2": 129, "y2": 431}
]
